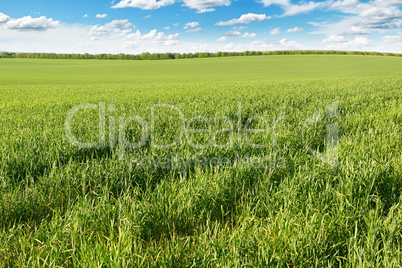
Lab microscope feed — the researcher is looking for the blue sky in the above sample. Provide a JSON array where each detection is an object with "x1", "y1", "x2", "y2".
[{"x1": 0, "y1": 0, "x2": 401, "y2": 53}]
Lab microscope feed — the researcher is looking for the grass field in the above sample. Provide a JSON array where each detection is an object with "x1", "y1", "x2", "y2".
[{"x1": 0, "y1": 55, "x2": 401, "y2": 267}]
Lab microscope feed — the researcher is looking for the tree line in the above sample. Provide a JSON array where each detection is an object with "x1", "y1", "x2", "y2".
[{"x1": 1, "y1": 50, "x2": 401, "y2": 60}]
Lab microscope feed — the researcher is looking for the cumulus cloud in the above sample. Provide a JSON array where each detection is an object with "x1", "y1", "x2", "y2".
[
  {"x1": 0, "y1": 12, "x2": 10, "y2": 23},
  {"x1": 223, "y1": 30, "x2": 241, "y2": 36},
  {"x1": 83, "y1": 14, "x2": 88, "y2": 18},
  {"x1": 112, "y1": 0, "x2": 175, "y2": 9},
  {"x1": 164, "y1": 26, "x2": 170, "y2": 30},
  {"x1": 346, "y1": 26, "x2": 370, "y2": 34},
  {"x1": 196, "y1": 8, "x2": 216, "y2": 13},
  {"x1": 105, "y1": 19, "x2": 135, "y2": 29},
  {"x1": 127, "y1": 29, "x2": 180, "y2": 46},
  {"x1": 96, "y1": 14, "x2": 108, "y2": 18},
  {"x1": 186, "y1": 27, "x2": 203, "y2": 33},
  {"x1": 217, "y1": 30, "x2": 255, "y2": 41},
  {"x1": 5, "y1": 16, "x2": 59, "y2": 31},
  {"x1": 112, "y1": 0, "x2": 230, "y2": 12},
  {"x1": 351, "y1": 36, "x2": 371, "y2": 45},
  {"x1": 322, "y1": 35, "x2": 349, "y2": 43},
  {"x1": 279, "y1": 38, "x2": 302, "y2": 48},
  {"x1": 287, "y1": 26, "x2": 303, "y2": 33},
  {"x1": 215, "y1": 13, "x2": 271, "y2": 26},
  {"x1": 241, "y1": 32, "x2": 257, "y2": 38},
  {"x1": 322, "y1": 34, "x2": 371, "y2": 48},
  {"x1": 89, "y1": 19, "x2": 136, "y2": 39},
  {"x1": 270, "y1": 27, "x2": 280, "y2": 35},
  {"x1": 183, "y1": 21, "x2": 199, "y2": 29}
]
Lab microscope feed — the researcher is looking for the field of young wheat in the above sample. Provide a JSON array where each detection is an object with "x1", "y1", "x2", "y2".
[{"x1": 0, "y1": 55, "x2": 401, "y2": 267}]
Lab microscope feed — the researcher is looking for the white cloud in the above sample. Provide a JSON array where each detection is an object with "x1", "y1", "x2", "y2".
[
  {"x1": 96, "y1": 14, "x2": 108, "y2": 18},
  {"x1": 122, "y1": 41, "x2": 137, "y2": 48},
  {"x1": 224, "y1": 30, "x2": 241, "y2": 36},
  {"x1": 89, "y1": 26, "x2": 131, "y2": 40},
  {"x1": 182, "y1": 0, "x2": 230, "y2": 12},
  {"x1": 279, "y1": 38, "x2": 302, "y2": 48},
  {"x1": 215, "y1": 13, "x2": 271, "y2": 26},
  {"x1": 310, "y1": 16, "x2": 361, "y2": 36},
  {"x1": 184, "y1": 21, "x2": 199, "y2": 29},
  {"x1": 346, "y1": 26, "x2": 370, "y2": 34},
  {"x1": 217, "y1": 30, "x2": 253, "y2": 40},
  {"x1": 105, "y1": 19, "x2": 136, "y2": 29},
  {"x1": 196, "y1": 8, "x2": 215, "y2": 13},
  {"x1": 260, "y1": 0, "x2": 290, "y2": 6},
  {"x1": 0, "y1": 20, "x2": 185, "y2": 54},
  {"x1": 6, "y1": 16, "x2": 59, "y2": 31},
  {"x1": 0, "y1": 24, "x2": 91, "y2": 53},
  {"x1": 270, "y1": 27, "x2": 280, "y2": 35},
  {"x1": 352, "y1": 36, "x2": 371, "y2": 45},
  {"x1": 359, "y1": 6, "x2": 396, "y2": 18},
  {"x1": 373, "y1": 0, "x2": 402, "y2": 7},
  {"x1": 128, "y1": 29, "x2": 180, "y2": 46},
  {"x1": 172, "y1": 23, "x2": 179, "y2": 27},
  {"x1": 328, "y1": 0, "x2": 402, "y2": 30},
  {"x1": 309, "y1": 21, "x2": 328, "y2": 27},
  {"x1": 283, "y1": 1, "x2": 328, "y2": 16},
  {"x1": 89, "y1": 19, "x2": 136, "y2": 39},
  {"x1": 112, "y1": 0, "x2": 230, "y2": 12},
  {"x1": 331, "y1": 0, "x2": 359, "y2": 9},
  {"x1": 322, "y1": 34, "x2": 349, "y2": 43},
  {"x1": 322, "y1": 34, "x2": 371, "y2": 49},
  {"x1": 242, "y1": 32, "x2": 257, "y2": 38},
  {"x1": 382, "y1": 35, "x2": 402, "y2": 43},
  {"x1": 83, "y1": 14, "x2": 88, "y2": 18},
  {"x1": 251, "y1": 38, "x2": 302, "y2": 50},
  {"x1": 112, "y1": 0, "x2": 175, "y2": 9},
  {"x1": 0, "y1": 13, "x2": 10, "y2": 23},
  {"x1": 4, "y1": 19, "x2": 401, "y2": 54},
  {"x1": 186, "y1": 27, "x2": 203, "y2": 33},
  {"x1": 144, "y1": 15, "x2": 151, "y2": 19},
  {"x1": 287, "y1": 26, "x2": 303, "y2": 33},
  {"x1": 164, "y1": 26, "x2": 170, "y2": 30},
  {"x1": 224, "y1": 42, "x2": 234, "y2": 49},
  {"x1": 233, "y1": 26, "x2": 247, "y2": 30}
]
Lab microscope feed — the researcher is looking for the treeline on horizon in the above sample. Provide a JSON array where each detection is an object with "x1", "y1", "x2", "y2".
[{"x1": 1, "y1": 50, "x2": 401, "y2": 60}]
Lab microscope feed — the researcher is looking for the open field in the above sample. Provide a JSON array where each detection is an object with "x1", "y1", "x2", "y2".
[{"x1": 0, "y1": 55, "x2": 402, "y2": 267}]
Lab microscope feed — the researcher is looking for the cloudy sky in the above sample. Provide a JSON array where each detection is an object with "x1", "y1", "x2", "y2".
[{"x1": 0, "y1": 0, "x2": 401, "y2": 54}]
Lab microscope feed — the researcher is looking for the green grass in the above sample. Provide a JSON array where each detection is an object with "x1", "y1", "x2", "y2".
[
  {"x1": 1, "y1": 55, "x2": 402, "y2": 85},
  {"x1": 0, "y1": 55, "x2": 401, "y2": 267}
]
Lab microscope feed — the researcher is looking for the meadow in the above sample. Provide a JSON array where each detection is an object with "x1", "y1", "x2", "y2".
[{"x1": 0, "y1": 55, "x2": 401, "y2": 267}]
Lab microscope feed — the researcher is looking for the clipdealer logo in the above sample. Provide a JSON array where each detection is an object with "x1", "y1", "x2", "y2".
[{"x1": 65, "y1": 101, "x2": 339, "y2": 169}]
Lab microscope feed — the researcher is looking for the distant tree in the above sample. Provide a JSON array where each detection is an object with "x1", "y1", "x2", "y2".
[
  {"x1": 0, "y1": 49, "x2": 398, "y2": 61},
  {"x1": 1, "y1": 52, "x2": 12, "y2": 58}
]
